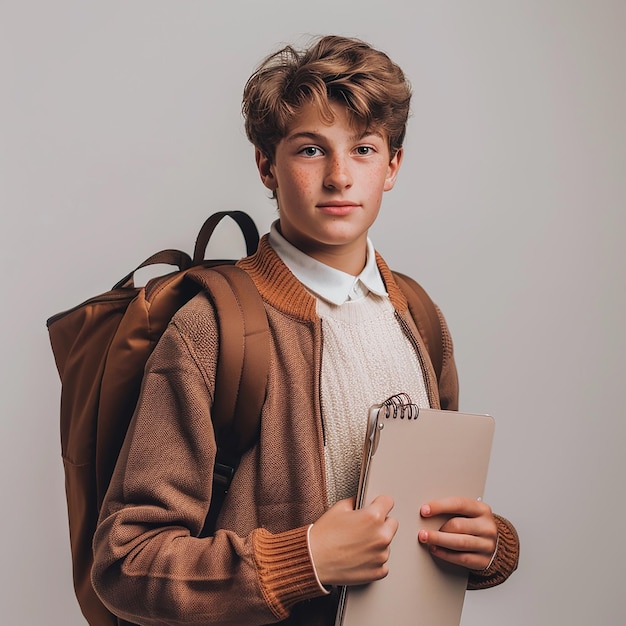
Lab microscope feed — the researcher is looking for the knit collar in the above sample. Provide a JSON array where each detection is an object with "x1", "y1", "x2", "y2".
[
  {"x1": 267, "y1": 221, "x2": 388, "y2": 306},
  {"x1": 238, "y1": 236, "x2": 408, "y2": 323}
]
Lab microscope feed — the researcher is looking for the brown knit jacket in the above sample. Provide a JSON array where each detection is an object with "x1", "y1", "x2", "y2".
[{"x1": 92, "y1": 237, "x2": 519, "y2": 625}]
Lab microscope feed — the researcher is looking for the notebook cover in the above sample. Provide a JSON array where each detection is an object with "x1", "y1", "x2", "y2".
[{"x1": 336, "y1": 404, "x2": 495, "y2": 626}]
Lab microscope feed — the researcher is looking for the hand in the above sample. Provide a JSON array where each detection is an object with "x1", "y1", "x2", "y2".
[
  {"x1": 418, "y1": 496, "x2": 498, "y2": 571},
  {"x1": 309, "y1": 495, "x2": 398, "y2": 586}
]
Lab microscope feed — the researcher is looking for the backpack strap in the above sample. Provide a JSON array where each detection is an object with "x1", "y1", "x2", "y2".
[
  {"x1": 186, "y1": 263, "x2": 269, "y2": 532},
  {"x1": 392, "y1": 271, "x2": 444, "y2": 382}
]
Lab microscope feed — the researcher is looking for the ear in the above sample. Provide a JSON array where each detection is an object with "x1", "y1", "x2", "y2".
[
  {"x1": 383, "y1": 147, "x2": 403, "y2": 192},
  {"x1": 255, "y1": 148, "x2": 278, "y2": 191}
]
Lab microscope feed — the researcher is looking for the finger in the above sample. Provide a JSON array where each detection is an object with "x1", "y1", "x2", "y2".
[
  {"x1": 333, "y1": 496, "x2": 357, "y2": 512},
  {"x1": 367, "y1": 493, "x2": 395, "y2": 516},
  {"x1": 419, "y1": 527, "x2": 495, "y2": 556},
  {"x1": 427, "y1": 543, "x2": 495, "y2": 571},
  {"x1": 438, "y1": 514, "x2": 497, "y2": 539},
  {"x1": 418, "y1": 528, "x2": 496, "y2": 572},
  {"x1": 363, "y1": 498, "x2": 399, "y2": 540},
  {"x1": 420, "y1": 496, "x2": 490, "y2": 519}
]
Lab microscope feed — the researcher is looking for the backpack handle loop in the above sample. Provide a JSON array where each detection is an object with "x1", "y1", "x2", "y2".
[
  {"x1": 193, "y1": 210, "x2": 260, "y2": 264},
  {"x1": 112, "y1": 249, "x2": 193, "y2": 290}
]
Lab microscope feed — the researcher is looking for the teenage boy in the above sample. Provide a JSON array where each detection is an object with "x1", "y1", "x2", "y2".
[{"x1": 92, "y1": 35, "x2": 519, "y2": 625}]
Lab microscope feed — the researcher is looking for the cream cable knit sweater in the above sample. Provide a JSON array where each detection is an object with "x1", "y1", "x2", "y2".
[{"x1": 317, "y1": 295, "x2": 430, "y2": 505}]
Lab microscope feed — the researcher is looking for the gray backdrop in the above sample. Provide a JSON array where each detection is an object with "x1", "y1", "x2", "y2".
[{"x1": 2, "y1": 1, "x2": 624, "y2": 624}]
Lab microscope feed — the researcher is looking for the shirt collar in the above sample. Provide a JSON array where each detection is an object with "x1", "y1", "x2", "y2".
[{"x1": 268, "y1": 221, "x2": 388, "y2": 305}]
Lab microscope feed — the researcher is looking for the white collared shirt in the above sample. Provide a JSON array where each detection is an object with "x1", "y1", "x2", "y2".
[{"x1": 268, "y1": 221, "x2": 388, "y2": 305}]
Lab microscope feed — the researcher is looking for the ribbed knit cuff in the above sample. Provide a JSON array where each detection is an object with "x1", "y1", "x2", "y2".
[
  {"x1": 253, "y1": 526, "x2": 328, "y2": 619},
  {"x1": 467, "y1": 514, "x2": 520, "y2": 589}
]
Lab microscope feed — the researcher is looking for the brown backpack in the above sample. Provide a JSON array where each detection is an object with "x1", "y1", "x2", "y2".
[
  {"x1": 47, "y1": 211, "x2": 445, "y2": 626},
  {"x1": 47, "y1": 211, "x2": 270, "y2": 626}
]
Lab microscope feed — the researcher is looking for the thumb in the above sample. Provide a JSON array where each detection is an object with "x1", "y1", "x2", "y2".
[
  {"x1": 366, "y1": 494, "x2": 395, "y2": 516},
  {"x1": 331, "y1": 496, "x2": 357, "y2": 512}
]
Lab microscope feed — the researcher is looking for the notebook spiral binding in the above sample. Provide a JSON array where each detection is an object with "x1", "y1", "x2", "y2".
[{"x1": 381, "y1": 393, "x2": 419, "y2": 420}]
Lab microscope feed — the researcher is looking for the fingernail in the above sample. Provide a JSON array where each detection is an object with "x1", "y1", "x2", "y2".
[
  {"x1": 418, "y1": 530, "x2": 428, "y2": 543},
  {"x1": 421, "y1": 505, "x2": 431, "y2": 516}
]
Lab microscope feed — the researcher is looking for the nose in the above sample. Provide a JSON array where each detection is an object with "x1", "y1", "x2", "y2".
[{"x1": 324, "y1": 155, "x2": 352, "y2": 190}]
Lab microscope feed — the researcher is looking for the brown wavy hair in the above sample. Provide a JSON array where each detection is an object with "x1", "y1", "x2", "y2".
[{"x1": 242, "y1": 35, "x2": 412, "y2": 162}]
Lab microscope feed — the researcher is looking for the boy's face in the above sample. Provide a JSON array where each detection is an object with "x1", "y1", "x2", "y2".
[{"x1": 255, "y1": 101, "x2": 402, "y2": 274}]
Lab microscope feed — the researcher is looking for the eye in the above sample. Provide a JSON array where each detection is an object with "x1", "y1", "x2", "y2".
[
  {"x1": 300, "y1": 146, "x2": 322, "y2": 157},
  {"x1": 355, "y1": 146, "x2": 373, "y2": 156}
]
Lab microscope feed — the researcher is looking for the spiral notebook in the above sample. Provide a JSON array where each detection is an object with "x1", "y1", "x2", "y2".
[{"x1": 335, "y1": 395, "x2": 495, "y2": 626}]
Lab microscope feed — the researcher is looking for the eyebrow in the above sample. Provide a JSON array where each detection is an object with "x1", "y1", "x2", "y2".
[{"x1": 284, "y1": 129, "x2": 384, "y2": 144}]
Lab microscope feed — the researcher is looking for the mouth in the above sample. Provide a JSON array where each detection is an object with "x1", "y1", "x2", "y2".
[{"x1": 317, "y1": 201, "x2": 360, "y2": 216}]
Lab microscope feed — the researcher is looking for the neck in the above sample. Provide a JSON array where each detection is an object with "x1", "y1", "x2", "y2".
[
  {"x1": 277, "y1": 224, "x2": 368, "y2": 275},
  {"x1": 304, "y1": 244, "x2": 367, "y2": 275}
]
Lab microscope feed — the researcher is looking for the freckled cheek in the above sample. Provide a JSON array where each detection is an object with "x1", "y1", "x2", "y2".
[{"x1": 284, "y1": 169, "x2": 316, "y2": 195}]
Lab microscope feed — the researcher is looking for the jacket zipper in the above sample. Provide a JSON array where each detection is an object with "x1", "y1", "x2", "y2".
[
  {"x1": 317, "y1": 319, "x2": 327, "y2": 446},
  {"x1": 396, "y1": 311, "x2": 437, "y2": 408}
]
